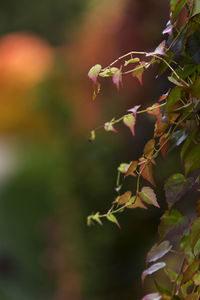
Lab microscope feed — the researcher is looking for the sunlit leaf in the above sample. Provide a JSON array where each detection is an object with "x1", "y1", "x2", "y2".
[
  {"x1": 104, "y1": 121, "x2": 118, "y2": 133},
  {"x1": 106, "y1": 214, "x2": 121, "y2": 229},
  {"x1": 112, "y1": 68, "x2": 122, "y2": 91},
  {"x1": 164, "y1": 173, "x2": 194, "y2": 207},
  {"x1": 190, "y1": 217, "x2": 200, "y2": 254},
  {"x1": 146, "y1": 40, "x2": 167, "y2": 57},
  {"x1": 124, "y1": 57, "x2": 140, "y2": 66},
  {"x1": 158, "y1": 209, "x2": 189, "y2": 242},
  {"x1": 88, "y1": 64, "x2": 102, "y2": 85},
  {"x1": 125, "y1": 160, "x2": 138, "y2": 177},
  {"x1": 146, "y1": 241, "x2": 172, "y2": 263},
  {"x1": 142, "y1": 293, "x2": 162, "y2": 300},
  {"x1": 192, "y1": 0, "x2": 200, "y2": 16},
  {"x1": 139, "y1": 186, "x2": 159, "y2": 208},
  {"x1": 127, "y1": 105, "x2": 141, "y2": 118},
  {"x1": 181, "y1": 260, "x2": 200, "y2": 285},
  {"x1": 139, "y1": 158, "x2": 155, "y2": 186},
  {"x1": 144, "y1": 139, "x2": 155, "y2": 159},
  {"x1": 127, "y1": 195, "x2": 147, "y2": 209},
  {"x1": 118, "y1": 191, "x2": 132, "y2": 206},
  {"x1": 118, "y1": 163, "x2": 131, "y2": 174},
  {"x1": 142, "y1": 262, "x2": 166, "y2": 282},
  {"x1": 123, "y1": 114, "x2": 136, "y2": 136}
]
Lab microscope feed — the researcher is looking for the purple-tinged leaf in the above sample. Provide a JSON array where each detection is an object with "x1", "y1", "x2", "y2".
[
  {"x1": 142, "y1": 293, "x2": 161, "y2": 300},
  {"x1": 127, "y1": 105, "x2": 141, "y2": 118},
  {"x1": 123, "y1": 114, "x2": 136, "y2": 136},
  {"x1": 112, "y1": 68, "x2": 122, "y2": 90},
  {"x1": 88, "y1": 64, "x2": 102, "y2": 85},
  {"x1": 104, "y1": 121, "x2": 118, "y2": 133},
  {"x1": 146, "y1": 241, "x2": 172, "y2": 263},
  {"x1": 146, "y1": 40, "x2": 167, "y2": 57},
  {"x1": 139, "y1": 186, "x2": 159, "y2": 208},
  {"x1": 162, "y1": 25, "x2": 173, "y2": 37},
  {"x1": 158, "y1": 209, "x2": 189, "y2": 242},
  {"x1": 164, "y1": 173, "x2": 194, "y2": 207},
  {"x1": 142, "y1": 262, "x2": 166, "y2": 282}
]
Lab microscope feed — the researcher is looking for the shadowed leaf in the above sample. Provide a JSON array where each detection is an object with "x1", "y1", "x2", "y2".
[
  {"x1": 184, "y1": 143, "x2": 200, "y2": 176},
  {"x1": 127, "y1": 195, "x2": 147, "y2": 209},
  {"x1": 165, "y1": 87, "x2": 181, "y2": 117},
  {"x1": 142, "y1": 262, "x2": 166, "y2": 282},
  {"x1": 144, "y1": 139, "x2": 155, "y2": 159},
  {"x1": 154, "y1": 119, "x2": 168, "y2": 137},
  {"x1": 181, "y1": 260, "x2": 200, "y2": 285},
  {"x1": 146, "y1": 241, "x2": 172, "y2": 263},
  {"x1": 159, "y1": 134, "x2": 170, "y2": 158},
  {"x1": 190, "y1": 217, "x2": 200, "y2": 254},
  {"x1": 142, "y1": 293, "x2": 161, "y2": 300}
]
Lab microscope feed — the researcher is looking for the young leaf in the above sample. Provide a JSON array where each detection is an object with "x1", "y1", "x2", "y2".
[
  {"x1": 139, "y1": 159, "x2": 155, "y2": 186},
  {"x1": 118, "y1": 163, "x2": 131, "y2": 174},
  {"x1": 132, "y1": 61, "x2": 146, "y2": 85},
  {"x1": 92, "y1": 212, "x2": 103, "y2": 226},
  {"x1": 158, "y1": 209, "x2": 189, "y2": 242},
  {"x1": 162, "y1": 24, "x2": 173, "y2": 37},
  {"x1": 88, "y1": 64, "x2": 102, "y2": 85},
  {"x1": 106, "y1": 214, "x2": 121, "y2": 229},
  {"x1": 125, "y1": 160, "x2": 138, "y2": 177},
  {"x1": 142, "y1": 262, "x2": 166, "y2": 282},
  {"x1": 123, "y1": 114, "x2": 136, "y2": 136},
  {"x1": 104, "y1": 121, "x2": 118, "y2": 133},
  {"x1": 127, "y1": 195, "x2": 147, "y2": 209},
  {"x1": 112, "y1": 68, "x2": 122, "y2": 91},
  {"x1": 99, "y1": 67, "x2": 118, "y2": 77},
  {"x1": 127, "y1": 105, "x2": 141, "y2": 118},
  {"x1": 147, "y1": 103, "x2": 161, "y2": 119},
  {"x1": 89, "y1": 130, "x2": 96, "y2": 142},
  {"x1": 146, "y1": 240, "x2": 172, "y2": 263},
  {"x1": 158, "y1": 90, "x2": 170, "y2": 102},
  {"x1": 146, "y1": 40, "x2": 167, "y2": 57},
  {"x1": 92, "y1": 82, "x2": 101, "y2": 101},
  {"x1": 192, "y1": 0, "x2": 200, "y2": 17},
  {"x1": 164, "y1": 173, "x2": 194, "y2": 207},
  {"x1": 142, "y1": 293, "x2": 161, "y2": 300},
  {"x1": 181, "y1": 260, "x2": 200, "y2": 285},
  {"x1": 154, "y1": 119, "x2": 168, "y2": 137},
  {"x1": 118, "y1": 191, "x2": 132, "y2": 206},
  {"x1": 124, "y1": 57, "x2": 140, "y2": 66},
  {"x1": 144, "y1": 139, "x2": 155, "y2": 159},
  {"x1": 159, "y1": 134, "x2": 170, "y2": 158},
  {"x1": 193, "y1": 271, "x2": 200, "y2": 286},
  {"x1": 190, "y1": 217, "x2": 200, "y2": 254},
  {"x1": 139, "y1": 186, "x2": 159, "y2": 208}
]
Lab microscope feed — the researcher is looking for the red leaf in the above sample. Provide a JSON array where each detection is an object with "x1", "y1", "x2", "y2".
[
  {"x1": 146, "y1": 40, "x2": 167, "y2": 57},
  {"x1": 125, "y1": 160, "x2": 138, "y2": 177},
  {"x1": 139, "y1": 186, "x2": 159, "y2": 208},
  {"x1": 123, "y1": 114, "x2": 136, "y2": 136},
  {"x1": 158, "y1": 89, "x2": 170, "y2": 102},
  {"x1": 147, "y1": 103, "x2": 162, "y2": 119},
  {"x1": 112, "y1": 68, "x2": 122, "y2": 91},
  {"x1": 118, "y1": 191, "x2": 132, "y2": 206},
  {"x1": 127, "y1": 196, "x2": 147, "y2": 209},
  {"x1": 154, "y1": 119, "x2": 168, "y2": 137},
  {"x1": 159, "y1": 134, "x2": 170, "y2": 158},
  {"x1": 144, "y1": 139, "x2": 155, "y2": 159},
  {"x1": 132, "y1": 61, "x2": 146, "y2": 85},
  {"x1": 139, "y1": 158, "x2": 155, "y2": 186}
]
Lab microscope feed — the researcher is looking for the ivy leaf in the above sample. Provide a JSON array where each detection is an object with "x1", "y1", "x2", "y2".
[
  {"x1": 112, "y1": 68, "x2": 122, "y2": 91},
  {"x1": 118, "y1": 163, "x2": 131, "y2": 174},
  {"x1": 139, "y1": 186, "x2": 159, "y2": 208},
  {"x1": 146, "y1": 40, "x2": 167, "y2": 57},
  {"x1": 132, "y1": 61, "x2": 146, "y2": 85},
  {"x1": 125, "y1": 160, "x2": 138, "y2": 177},
  {"x1": 144, "y1": 139, "x2": 155, "y2": 159},
  {"x1": 142, "y1": 293, "x2": 162, "y2": 300},
  {"x1": 181, "y1": 260, "x2": 200, "y2": 285},
  {"x1": 154, "y1": 119, "x2": 168, "y2": 137},
  {"x1": 159, "y1": 134, "x2": 170, "y2": 158},
  {"x1": 165, "y1": 87, "x2": 181, "y2": 117},
  {"x1": 139, "y1": 159, "x2": 155, "y2": 186},
  {"x1": 127, "y1": 195, "x2": 147, "y2": 209},
  {"x1": 190, "y1": 217, "x2": 200, "y2": 254},
  {"x1": 184, "y1": 143, "x2": 200, "y2": 176},
  {"x1": 123, "y1": 114, "x2": 136, "y2": 136},
  {"x1": 158, "y1": 209, "x2": 189, "y2": 242},
  {"x1": 164, "y1": 173, "x2": 194, "y2": 207},
  {"x1": 88, "y1": 64, "x2": 102, "y2": 85},
  {"x1": 127, "y1": 105, "x2": 141, "y2": 118},
  {"x1": 106, "y1": 214, "x2": 121, "y2": 229},
  {"x1": 146, "y1": 241, "x2": 172, "y2": 263},
  {"x1": 124, "y1": 57, "x2": 140, "y2": 66},
  {"x1": 142, "y1": 262, "x2": 166, "y2": 282},
  {"x1": 118, "y1": 191, "x2": 132, "y2": 206}
]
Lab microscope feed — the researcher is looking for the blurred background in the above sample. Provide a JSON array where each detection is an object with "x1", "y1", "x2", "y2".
[{"x1": 0, "y1": 0, "x2": 178, "y2": 299}]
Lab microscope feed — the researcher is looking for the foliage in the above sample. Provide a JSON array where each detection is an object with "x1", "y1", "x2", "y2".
[{"x1": 88, "y1": 0, "x2": 200, "y2": 298}]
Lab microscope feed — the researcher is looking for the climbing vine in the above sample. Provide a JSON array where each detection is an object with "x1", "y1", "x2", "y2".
[{"x1": 88, "y1": 1, "x2": 200, "y2": 299}]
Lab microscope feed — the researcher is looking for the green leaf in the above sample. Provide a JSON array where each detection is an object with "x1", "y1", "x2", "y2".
[
  {"x1": 118, "y1": 163, "x2": 131, "y2": 174},
  {"x1": 99, "y1": 67, "x2": 118, "y2": 77},
  {"x1": 88, "y1": 64, "x2": 102, "y2": 85},
  {"x1": 168, "y1": 75, "x2": 184, "y2": 87},
  {"x1": 118, "y1": 191, "x2": 132, "y2": 206},
  {"x1": 89, "y1": 130, "x2": 96, "y2": 142},
  {"x1": 158, "y1": 209, "x2": 189, "y2": 242},
  {"x1": 154, "y1": 280, "x2": 172, "y2": 299},
  {"x1": 181, "y1": 129, "x2": 198, "y2": 161},
  {"x1": 142, "y1": 262, "x2": 166, "y2": 282},
  {"x1": 139, "y1": 186, "x2": 159, "y2": 208},
  {"x1": 180, "y1": 235, "x2": 194, "y2": 263},
  {"x1": 124, "y1": 57, "x2": 140, "y2": 66},
  {"x1": 192, "y1": 0, "x2": 200, "y2": 16},
  {"x1": 184, "y1": 143, "x2": 200, "y2": 176},
  {"x1": 123, "y1": 114, "x2": 136, "y2": 136},
  {"x1": 164, "y1": 173, "x2": 193, "y2": 207},
  {"x1": 146, "y1": 240, "x2": 172, "y2": 263},
  {"x1": 172, "y1": 0, "x2": 187, "y2": 20},
  {"x1": 190, "y1": 77, "x2": 200, "y2": 97},
  {"x1": 106, "y1": 214, "x2": 121, "y2": 229},
  {"x1": 181, "y1": 280, "x2": 193, "y2": 298},
  {"x1": 190, "y1": 217, "x2": 200, "y2": 254},
  {"x1": 181, "y1": 260, "x2": 200, "y2": 285},
  {"x1": 166, "y1": 268, "x2": 177, "y2": 282},
  {"x1": 165, "y1": 87, "x2": 181, "y2": 117},
  {"x1": 193, "y1": 271, "x2": 200, "y2": 285}
]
